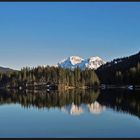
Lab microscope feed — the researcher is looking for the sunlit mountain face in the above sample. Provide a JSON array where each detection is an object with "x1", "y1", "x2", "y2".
[{"x1": 57, "y1": 56, "x2": 105, "y2": 70}]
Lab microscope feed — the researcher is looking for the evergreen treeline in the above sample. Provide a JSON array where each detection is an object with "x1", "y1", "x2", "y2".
[
  {"x1": 0, "y1": 66, "x2": 99, "y2": 89},
  {"x1": 96, "y1": 51, "x2": 140, "y2": 85}
]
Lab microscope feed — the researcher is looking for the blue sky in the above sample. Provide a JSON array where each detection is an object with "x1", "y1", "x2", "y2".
[{"x1": 0, "y1": 2, "x2": 140, "y2": 70}]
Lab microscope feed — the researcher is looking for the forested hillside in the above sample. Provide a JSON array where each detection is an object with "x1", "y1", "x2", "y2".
[{"x1": 96, "y1": 51, "x2": 140, "y2": 85}]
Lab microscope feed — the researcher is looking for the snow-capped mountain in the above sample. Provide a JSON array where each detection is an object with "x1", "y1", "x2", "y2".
[{"x1": 57, "y1": 56, "x2": 105, "y2": 70}]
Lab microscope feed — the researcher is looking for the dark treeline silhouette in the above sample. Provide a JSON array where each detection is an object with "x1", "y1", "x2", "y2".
[
  {"x1": 0, "y1": 66, "x2": 99, "y2": 89},
  {"x1": 96, "y1": 51, "x2": 140, "y2": 85}
]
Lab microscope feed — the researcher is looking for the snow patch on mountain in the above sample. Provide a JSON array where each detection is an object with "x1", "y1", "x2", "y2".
[{"x1": 57, "y1": 56, "x2": 105, "y2": 70}]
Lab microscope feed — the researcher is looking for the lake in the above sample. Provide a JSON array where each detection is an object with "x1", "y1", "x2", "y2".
[{"x1": 0, "y1": 88, "x2": 140, "y2": 138}]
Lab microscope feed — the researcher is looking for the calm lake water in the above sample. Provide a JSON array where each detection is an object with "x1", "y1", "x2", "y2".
[{"x1": 0, "y1": 88, "x2": 140, "y2": 138}]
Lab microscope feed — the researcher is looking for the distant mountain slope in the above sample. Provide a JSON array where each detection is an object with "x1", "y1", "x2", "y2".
[
  {"x1": 0, "y1": 66, "x2": 15, "y2": 73},
  {"x1": 96, "y1": 51, "x2": 140, "y2": 84},
  {"x1": 57, "y1": 56, "x2": 105, "y2": 70}
]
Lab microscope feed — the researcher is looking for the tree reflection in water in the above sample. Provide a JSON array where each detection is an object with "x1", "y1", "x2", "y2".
[
  {"x1": 97, "y1": 89, "x2": 140, "y2": 119},
  {"x1": 0, "y1": 89, "x2": 140, "y2": 118},
  {"x1": 0, "y1": 89, "x2": 99, "y2": 110}
]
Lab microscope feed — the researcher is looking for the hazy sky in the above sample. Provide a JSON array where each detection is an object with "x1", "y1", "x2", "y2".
[{"x1": 0, "y1": 2, "x2": 140, "y2": 70}]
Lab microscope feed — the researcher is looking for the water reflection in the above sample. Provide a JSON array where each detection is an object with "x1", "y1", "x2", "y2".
[
  {"x1": 98, "y1": 89, "x2": 140, "y2": 119},
  {"x1": 0, "y1": 89, "x2": 100, "y2": 109},
  {"x1": 87, "y1": 101, "x2": 106, "y2": 115},
  {"x1": 61, "y1": 101, "x2": 105, "y2": 116},
  {"x1": 61, "y1": 103, "x2": 84, "y2": 116},
  {"x1": 0, "y1": 88, "x2": 140, "y2": 118}
]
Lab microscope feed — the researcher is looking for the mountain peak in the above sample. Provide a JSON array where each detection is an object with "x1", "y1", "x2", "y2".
[
  {"x1": 57, "y1": 56, "x2": 105, "y2": 70},
  {"x1": 89, "y1": 56, "x2": 102, "y2": 61},
  {"x1": 69, "y1": 56, "x2": 83, "y2": 65}
]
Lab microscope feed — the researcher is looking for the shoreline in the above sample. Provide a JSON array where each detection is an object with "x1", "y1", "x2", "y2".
[{"x1": 1, "y1": 84, "x2": 140, "y2": 91}]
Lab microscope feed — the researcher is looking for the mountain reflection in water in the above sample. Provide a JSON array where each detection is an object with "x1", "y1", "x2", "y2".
[
  {"x1": 61, "y1": 101, "x2": 105, "y2": 116},
  {"x1": 0, "y1": 89, "x2": 140, "y2": 118}
]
